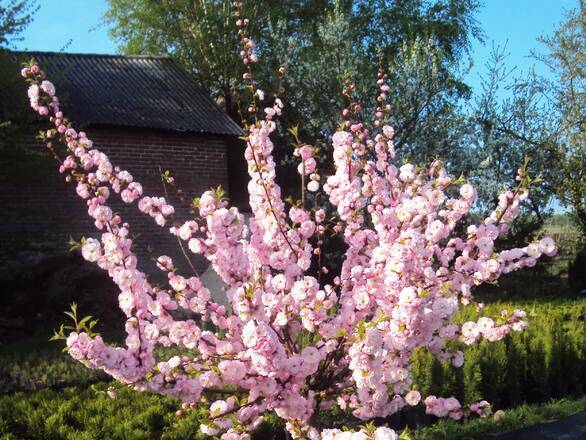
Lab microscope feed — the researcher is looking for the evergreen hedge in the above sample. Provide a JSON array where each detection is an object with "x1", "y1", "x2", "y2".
[{"x1": 412, "y1": 299, "x2": 586, "y2": 409}]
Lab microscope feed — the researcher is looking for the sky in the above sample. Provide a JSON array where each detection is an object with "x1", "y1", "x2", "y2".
[
  {"x1": 13, "y1": 0, "x2": 579, "y2": 91},
  {"x1": 14, "y1": 0, "x2": 115, "y2": 54},
  {"x1": 465, "y1": 0, "x2": 578, "y2": 91}
]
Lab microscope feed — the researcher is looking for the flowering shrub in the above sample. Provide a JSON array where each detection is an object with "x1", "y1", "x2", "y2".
[{"x1": 20, "y1": 5, "x2": 557, "y2": 438}]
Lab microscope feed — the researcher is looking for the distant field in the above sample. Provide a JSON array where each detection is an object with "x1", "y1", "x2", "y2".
[
  {"x1": 542, "y1": 215, "x2": 585, "y2": 259},
  {"x1": 536, "y1": 215, "x2": 585, "y2": 281}
]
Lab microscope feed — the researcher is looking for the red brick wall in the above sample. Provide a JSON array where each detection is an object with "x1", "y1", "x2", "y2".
[{"x1": 1, "y1": 125, "x2": 240, "y2": 276}]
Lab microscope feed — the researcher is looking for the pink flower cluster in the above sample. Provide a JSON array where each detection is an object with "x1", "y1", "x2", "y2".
[
  {"x1": 469, "y1": 400, "x2": 492, "y2": 418},
  {"x1": 321, "y1": 427, "x2": 398, "y2": 440},
  {"x1": 22, "y1": 14, "x2": 556, "y2": 438},
  {"x1": 294, "y1": 144, "x2": 320, "y2": 192},
  {"x1": 424, "y1": 396, "x2": 491, "y2": 420},
  {"x1": 425, "y1": 396, "x2": 463, "y2": 420}
]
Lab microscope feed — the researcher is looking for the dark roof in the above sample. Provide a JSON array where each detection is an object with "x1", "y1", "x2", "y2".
[{"x1": 18, "y1": 51, "x2": 242, "y2": 136}]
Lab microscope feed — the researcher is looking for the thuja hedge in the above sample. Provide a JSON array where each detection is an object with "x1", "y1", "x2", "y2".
[{"x1": 412, "y1": 299, "x2": 586, "y2": 409}]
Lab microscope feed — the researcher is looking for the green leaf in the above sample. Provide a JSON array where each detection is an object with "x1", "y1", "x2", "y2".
[{"x1": 399, "y1": 426, "x2": 412, "y2": 440}]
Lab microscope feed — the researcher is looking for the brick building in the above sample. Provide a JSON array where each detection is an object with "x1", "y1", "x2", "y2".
[{"x1": 1, "y1": 52, "x2": 246, "y2": 277}]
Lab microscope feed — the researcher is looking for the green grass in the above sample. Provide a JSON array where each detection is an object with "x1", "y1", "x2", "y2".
[{"x1": 411, "y1": 395, "x2": 586, "y2": 439}]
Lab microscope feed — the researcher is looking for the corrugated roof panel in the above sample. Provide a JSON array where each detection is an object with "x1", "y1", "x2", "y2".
[{"x1": 18, "y1": 51, "x2": 243, "y2": 136}]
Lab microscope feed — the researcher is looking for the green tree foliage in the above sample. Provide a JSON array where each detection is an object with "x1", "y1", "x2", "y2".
[
  {"x1": 537, "y1": 4, "x2": 586, "y2": 237},
  {"x1": 0, "y1": 0, "x2": 37, "y2": 153},
  {"x1": 0, "y1": 0, "x2": 35, "y2": 47},
  {"x1": 104, "y1": 0, "x2": 481, "y2": 159},
  {"x1": 104, "y1": 0, "x2": 338, "y2": 119}
]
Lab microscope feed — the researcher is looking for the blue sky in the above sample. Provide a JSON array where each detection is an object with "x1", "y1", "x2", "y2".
[
  {"x1": 13, "y1": 0, "x2": 579, "y2": 92},
  {"x1": 14, "y1": 0, "x2": 115, "y2": 54},
  {"x1": 465, "y1": 0, "x2": 578, "y2": 90}
]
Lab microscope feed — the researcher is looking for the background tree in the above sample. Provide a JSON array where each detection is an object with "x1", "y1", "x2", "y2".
[
  {"x1": 536, "y1": 3, "x2": 585, "y2": 237},
  {"x1": 104, "y1": 0, "x2": 482, "y2": 165},
  {"x1": 0, "y1": 0, "x2": 34, "y2": 47},
  {"x1": 0, "y1": 0, "x2": 37, "y2": 153},
  {"x1": 467, "y1": 48, "x2": 557, "y2": 242},
  {"x1": 469, "y1": 4, "x2": 585, "y2": 239},
  {"x1": 104, "y1": 0, "x2": 335, "y2": 120}
]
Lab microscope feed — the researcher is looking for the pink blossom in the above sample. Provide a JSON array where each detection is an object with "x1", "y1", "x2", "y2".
[
  {"x1": 300, "y1": 220, "x2": 316, "y2": 238},
  {"x1": 81, "y1": 238, "x2": 102, "y2": 262},
  {"x1": 298, "y1": 145, "x2": 313, "y2": 160},
  {"x1": 307, "y1": 180, "x2": 320, "y2": 192},
  {"x1": 539, "y1": 236, "x2": 557, "y2": 256},
  {"x1": 460, "y1": 183, "x2": 476, "y2": 201},
  {"x1": 40, "y1": 80, "x2": 56, "y2": 97},
  {"x1": 200, "y1": 424, "x2": 219, "y2": 436},
  {"x1": 405, "y1": 390, "x2": 421, "y2": 406}
]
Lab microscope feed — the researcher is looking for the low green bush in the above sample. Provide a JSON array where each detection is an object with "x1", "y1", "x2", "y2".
[
  {"x1": 0, "y1": 382, "x2": 286, "y2": 440},
  {"x1": 0, "y1": 383, "x2": 190, "y2": 440},
  {"x1": 1, "y1": 382, "x2": 585, "y2": 439}
]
